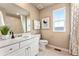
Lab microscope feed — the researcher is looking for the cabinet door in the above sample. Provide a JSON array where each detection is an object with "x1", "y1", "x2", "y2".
[
  {"x1": 25, "y1": 47, "x2": 31, "y2": 56},
  {"x1": 30, "y1": 37, "x2": 39, "y2": 56}
]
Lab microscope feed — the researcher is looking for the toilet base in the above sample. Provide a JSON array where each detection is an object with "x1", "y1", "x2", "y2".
[{"x1": 40, "y1": 45, "x2": 46, "y2": 50}]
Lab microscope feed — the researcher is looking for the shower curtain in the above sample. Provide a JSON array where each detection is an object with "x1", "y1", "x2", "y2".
[{"x1": 69, "y1": 4, "x2": 79, "y2": 55}]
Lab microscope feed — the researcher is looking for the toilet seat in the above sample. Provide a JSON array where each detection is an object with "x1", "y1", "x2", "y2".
[{"x1": 40, "y1": 40, "x2": 48, "y2": 42}]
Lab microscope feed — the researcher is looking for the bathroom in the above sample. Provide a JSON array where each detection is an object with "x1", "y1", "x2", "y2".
[{"x1": 0, "y1": 3, "x2": 79, "y2": 56}]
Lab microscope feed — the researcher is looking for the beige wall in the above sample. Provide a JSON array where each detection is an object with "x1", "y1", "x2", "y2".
[
  {"x1": 16, "y1": 3, "x2": 40, "y2": 34},
  {"x1": 40, "y1": 3, "x2": 71, "y2": 49}
]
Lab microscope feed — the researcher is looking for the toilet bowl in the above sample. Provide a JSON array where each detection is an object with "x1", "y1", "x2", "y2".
[{"x1": 39, "y1": 39, "x2": 48, "y2": 50}]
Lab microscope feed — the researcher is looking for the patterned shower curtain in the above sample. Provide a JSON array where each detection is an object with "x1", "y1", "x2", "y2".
[{"x1": 69, "y1": 4, "x2": 79, "y2": 56}]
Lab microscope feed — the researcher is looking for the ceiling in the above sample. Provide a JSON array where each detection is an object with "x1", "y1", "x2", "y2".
[
  {"x1": 0, "y1": 3, "x2": 29, "y2": 16},
  {"x1": 31, "y1": 3, "x2": 54, "y2": 10},
  {"x1": 0, "y1": 3, "x2": 54, "y2": 16}
]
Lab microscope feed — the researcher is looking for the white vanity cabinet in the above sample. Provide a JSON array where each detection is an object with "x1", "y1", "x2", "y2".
[{"x1": 0, "y1": 34, "x2": 40, "y2": 56}]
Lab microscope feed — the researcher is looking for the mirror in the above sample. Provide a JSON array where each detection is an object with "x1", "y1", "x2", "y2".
[{"x1": 0, "y1": 3, "x2": 30, "y2": 34}]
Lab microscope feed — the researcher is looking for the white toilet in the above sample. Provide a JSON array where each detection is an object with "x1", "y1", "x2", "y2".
[{"x1": 39, "y1": 39, "x2": 48, "y2": 50}]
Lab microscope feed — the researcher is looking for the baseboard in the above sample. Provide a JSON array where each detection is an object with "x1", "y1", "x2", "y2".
[{"x1": 47, "y1": 44, "x2": 69, "y2": 53}]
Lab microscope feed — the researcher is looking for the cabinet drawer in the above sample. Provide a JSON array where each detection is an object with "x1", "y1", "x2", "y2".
[
  {"x1": 6, "y1": 47, "x2": 25, "y2": 56},
  {"x1": 20, "y1": 39, "x2": 33, "y2": 48},
  {"x1": 0, "y1": 43, "x2": 19, "y2": 56}
]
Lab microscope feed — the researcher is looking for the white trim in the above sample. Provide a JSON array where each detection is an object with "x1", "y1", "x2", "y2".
[
  {"x1": 52, "y1": 7, "x2": 66, "y2": 32},
  {"x1": 47, "y1": 44, "x2": 69, "y2": 53}
]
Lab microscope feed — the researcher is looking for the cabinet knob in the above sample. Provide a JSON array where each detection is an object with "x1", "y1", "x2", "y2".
[{"x1": 9, "y1": 48, "x2": 12, "y2": 50}]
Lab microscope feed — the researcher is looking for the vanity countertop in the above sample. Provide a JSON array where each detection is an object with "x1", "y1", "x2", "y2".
[{"x1": 0, "y1": 34, "x2": 40, "y2": 48}]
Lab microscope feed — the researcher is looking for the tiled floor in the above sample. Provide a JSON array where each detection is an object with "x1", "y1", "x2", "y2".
[{"x1": 38, "y1": 47, "x2": 71, "y2": 56}]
